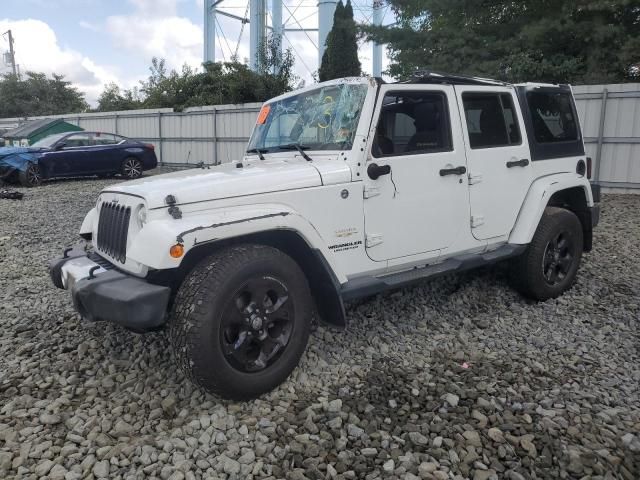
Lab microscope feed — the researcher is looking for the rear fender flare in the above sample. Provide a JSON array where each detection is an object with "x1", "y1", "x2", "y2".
[{"x1": 509, "y1": 174, "x2": 593, "y2": 245}]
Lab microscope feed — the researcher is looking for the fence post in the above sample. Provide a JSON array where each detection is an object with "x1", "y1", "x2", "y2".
[
  {"x1": 114, "y1": 113, "x2": 119, "y2": 135},
  {"x1": 594, "y1": 88, "x2": 608, "y2": 183},
  {"x1": 158, "y1": 112, "x2": 163, "y2": 165},
  {"x1": 213, "y1": 108, "x2": 218, "y2": 165}
]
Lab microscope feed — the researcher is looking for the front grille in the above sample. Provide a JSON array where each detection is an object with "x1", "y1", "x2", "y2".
[
  {"x1": 87, "y1": 251, "x2": 116, "y2": 270},
  {"x1": 96, "y1": 202, "x2": 131, "y2": 263}
]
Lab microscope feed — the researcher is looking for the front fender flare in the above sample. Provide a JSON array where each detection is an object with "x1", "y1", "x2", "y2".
[
  {"x1": 509, "y1": 174, "x2": 593, "y2": 245},
  {"x1": 127, "y1": 203, "x2": 346, "y2": 282}
]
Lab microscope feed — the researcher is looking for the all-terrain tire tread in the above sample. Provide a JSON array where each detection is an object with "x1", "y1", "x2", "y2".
[
  {"x1": 168, "y1": 244, "x2": 311, "y2": 399},
  {"x1": 510, "y1": 207, "x2": 583, "y2": 300}
]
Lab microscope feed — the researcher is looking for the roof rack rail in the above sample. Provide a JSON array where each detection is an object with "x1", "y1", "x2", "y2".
[{"x1": 399, "y1": 70, "x2": 510, "y2": 87}]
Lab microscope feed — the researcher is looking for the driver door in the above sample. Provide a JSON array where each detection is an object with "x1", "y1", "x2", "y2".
[
  {"x1": 51, "y1": 133, "x2": 93, "y2": 176},
  {"x1": 363, "y1": 84, "x2": 470, "y2": 262}
]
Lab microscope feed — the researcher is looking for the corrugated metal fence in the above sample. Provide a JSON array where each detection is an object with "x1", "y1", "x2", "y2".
[
  {"x1": 573, "y1": 83, "x2": 640, "y2": 193},
  {"x1": 0, "y1": 84, "x2": 638, "y2": 192},
  {"x1": 0, "y1": 103, "x2": 262, "y2": 167}
]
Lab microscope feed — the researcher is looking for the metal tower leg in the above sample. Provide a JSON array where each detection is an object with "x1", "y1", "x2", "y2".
[
  {"x1": 204, "y1": 0, "x2": 216, "y2": 63},
  {"x1": 372, "y1": 0, "x2": 383, "y2": 76}
]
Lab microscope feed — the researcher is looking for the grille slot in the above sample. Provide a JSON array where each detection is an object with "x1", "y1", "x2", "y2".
[{"x1": 97, "y1": 202, "x2": 131, "y2": 263}]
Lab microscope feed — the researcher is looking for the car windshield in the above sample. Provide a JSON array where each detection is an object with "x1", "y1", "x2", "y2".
[
  {"x1": 31, "y1": 133, "x2": 68, "y2": 148},
  {"x1": 247, "y1": 83, "x2": 368, "y2": 152}
]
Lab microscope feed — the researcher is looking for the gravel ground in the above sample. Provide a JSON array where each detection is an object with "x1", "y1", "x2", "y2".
[{"x1": 0, "y1": 173, "x2": 638, "y2": 480}]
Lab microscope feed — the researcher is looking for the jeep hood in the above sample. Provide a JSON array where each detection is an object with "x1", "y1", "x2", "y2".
[{"x1": 103, "y1": 158, "x2": 345, "y2": 209}]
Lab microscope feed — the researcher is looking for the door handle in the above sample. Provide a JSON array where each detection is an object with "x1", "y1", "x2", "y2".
[
  {"x1": 439, "y1": 166, "x2": 467, "y2": 176},
  {"x1": 507, "y1": 158, "x2": 530, "y2": 168},
  {"x1": 367, "y1": 163, "x2": 391, "y2": 180}
]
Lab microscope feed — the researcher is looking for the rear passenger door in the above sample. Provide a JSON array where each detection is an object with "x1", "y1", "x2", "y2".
[{"x1": 456, "y1": 86, "x2": 533, "y2": 241}]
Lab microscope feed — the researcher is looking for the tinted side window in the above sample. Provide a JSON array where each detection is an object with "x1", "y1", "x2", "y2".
[
  {"x1": 462, "y1": 93, "x2": 521, "y2": 148},
  {"x1": 94, "y1": 133, "x2": 118, "y2": 145},
  {"x1": 373, "y1": 91, "x2": 452, "y2": 157},
  {"x1": 527, "y1": 92, "x2": 578, "y2": 143},
  {"x1": 64, "y1": 133, "x2": 92, "y2": 147}
]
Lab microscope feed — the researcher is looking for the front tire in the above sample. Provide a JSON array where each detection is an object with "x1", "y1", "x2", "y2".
[
  {"x1": 168, "y1": 244, "x2": 313, "y2": 400},
  {"x1": 18, "y1": 163, "x2": 42, "y2": 187},
  {"x1": 511, "y1": 207, "x2": 583, "y2": 300},
  {"x1": 121, "y1": 157, "x2": 143, "y2": 179}
]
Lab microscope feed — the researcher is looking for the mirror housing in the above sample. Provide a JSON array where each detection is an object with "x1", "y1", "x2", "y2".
[{"x1": 54, "y1": 142, "x2": 66, "y2": 150}]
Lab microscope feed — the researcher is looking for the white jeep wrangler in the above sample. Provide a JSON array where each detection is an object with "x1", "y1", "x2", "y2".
[{"x1": 50, "y1": 73, "x2": 600, "y2": 400}]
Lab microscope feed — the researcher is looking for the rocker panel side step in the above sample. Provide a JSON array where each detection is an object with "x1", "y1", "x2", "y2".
[{"x1": 341, "y1": 244, "x2": 526, "y2": 301}]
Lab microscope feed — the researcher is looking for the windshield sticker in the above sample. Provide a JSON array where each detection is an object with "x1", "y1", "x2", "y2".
[{"x1": 256, "y1": 105, "x2": 271, "y2": 125}]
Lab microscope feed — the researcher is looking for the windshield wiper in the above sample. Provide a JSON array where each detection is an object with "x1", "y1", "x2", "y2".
[
  {"x1": 246, "y1": 147, "x2": 267, "y2": 160},
  {"x1": 278, "y1": 143, "x2": 313, "y2": 162}
]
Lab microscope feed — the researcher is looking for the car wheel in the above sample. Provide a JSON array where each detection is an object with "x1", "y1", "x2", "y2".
[
  {"x1": 18, "y1": 163, "x2": 42, "y2": 187},
  {"x1": 168, "y1": 244, "x2": 312, "y2": 400},
  {"x1": 510, "y1": 207, "x2": 583, "y2": 301},
  {"x1": 121, "y1": 157, "x2": 143, "y2": 179}
]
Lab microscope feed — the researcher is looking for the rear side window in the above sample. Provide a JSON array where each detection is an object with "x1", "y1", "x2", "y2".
[
  {"x1": 527, "y1": 92, "x2": 578, "y2": 143},
  {"x1": 94, "y1": 133, "x2": 118, "y2": 145},
  {"x1": 462, "y1": 93, "x2": 521, "y2": 149}
]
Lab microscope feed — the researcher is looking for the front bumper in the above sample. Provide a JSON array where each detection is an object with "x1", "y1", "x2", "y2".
[{"x1": 49, "y1": 246, "x2": 170, "y2": 331}]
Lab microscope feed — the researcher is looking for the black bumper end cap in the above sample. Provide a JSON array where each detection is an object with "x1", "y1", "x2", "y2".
[
  {"x1": 590, "y1": 203, "x2": 600, "y2": 229},
  {"x1": 48, "y1": 246, "x2": 87, "y2": 289},
  {"x1": 590, "y1": 182, "x2": 601, "y2": 204},
  {"x1": 72, "y1": 270, "x2": 170, "y2": 331}
]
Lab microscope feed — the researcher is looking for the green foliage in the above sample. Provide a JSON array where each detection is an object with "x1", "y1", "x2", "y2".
[
  {"x1": 96, "y1": 82, "x2": 143, "y2": 111},
  {"x1": 362, "y1": 0, "x2": 640, "y2": 84},
  {"x1": 0, "y1": 72, "x2": 88, "y2": 118},
  {"x1": 319, "y1": 0, "x2": 362, "y2": 82},
  {"x1": 96, "y1": 42, "x2": 297, "y2": 112}
]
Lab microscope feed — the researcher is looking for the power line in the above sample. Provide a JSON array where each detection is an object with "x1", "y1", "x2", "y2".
[
  {"x1": 283, "y1": 3, "x2": 317, "y2": 49},
  {"x1": 215, "y1": 17, "x2": 230, "y2": 61},
  {"x1": 282, "y1": 32, "x2": 314, "y2": 77},
  {"x1": 234, "y1": 1, "x2": 251, "y2": 60}
]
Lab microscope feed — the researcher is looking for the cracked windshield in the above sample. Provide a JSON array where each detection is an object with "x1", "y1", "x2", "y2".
[{"x1": 248, "y1": 83, "x2": 368, "y2": 152}]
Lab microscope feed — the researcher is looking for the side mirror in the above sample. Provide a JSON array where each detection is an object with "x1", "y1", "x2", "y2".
[
  {"x1": 367, "y1": 163, "x2": 391, "y2": 180},
  {"x1": 54, "y1": 142, "x2": 66, "y2": 150}
]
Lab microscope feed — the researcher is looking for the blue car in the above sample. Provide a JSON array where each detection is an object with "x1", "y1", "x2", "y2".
[{"x1": 0, "y1": 131, "x2": 158, "y2": 187}]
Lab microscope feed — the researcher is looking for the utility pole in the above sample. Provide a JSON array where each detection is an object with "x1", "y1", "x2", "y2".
[{"x1": 3, "y1": 29, "x2": 17, "y2": 76}]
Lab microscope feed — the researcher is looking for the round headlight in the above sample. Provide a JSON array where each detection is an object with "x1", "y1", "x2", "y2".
[{"x1": 136, "y1": 205, "x2": 147, "y2": 226}]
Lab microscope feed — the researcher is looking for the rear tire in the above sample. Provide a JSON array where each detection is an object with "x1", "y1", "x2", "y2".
[
  {"x1": 18, "y1": 163, "x2": 42, "y2": 187},
  {"x1": 510, "y1": 207, "x2": 583, "y2": 300},
  {"x1": 121, "y1": 157, "x2": 143, "y2": 179},
  {"x1": 168, "y1": 244, "x2": 312, "y2": 400}
]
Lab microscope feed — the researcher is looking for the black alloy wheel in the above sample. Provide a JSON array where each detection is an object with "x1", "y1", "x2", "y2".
[
  {"x1": 221, "y1": 277, "x2": 294, "y2": 373},
  {"x1": 542, "y1": 232, "x2": 575, "y2": 286}
]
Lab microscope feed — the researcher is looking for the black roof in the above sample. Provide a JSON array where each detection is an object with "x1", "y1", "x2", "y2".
[
  {"x1": 397, "y1": 71, "x2": 510, "y2": 87},
  {"x1": 3, "y1": 118, "x2": 63, "y2": 139}
]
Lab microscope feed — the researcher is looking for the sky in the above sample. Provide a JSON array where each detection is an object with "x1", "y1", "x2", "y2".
[{"x1": 0, "y1": 0, "x2": 392, "y2": 106}]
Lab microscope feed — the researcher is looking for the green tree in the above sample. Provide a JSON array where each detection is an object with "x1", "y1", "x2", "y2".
[
  {"x1": 363, "y1": 0, "x2": 640, "y2": 84},
  {"x1": 96, "y1": 82, "x2": 143, "y2": 111},
  {"x1": 95, "y1": 50, "x2": 297, "y2": 112},
  {"x1": 319, "y1": 0, "x2": 362, "y2": 82},
  {"x1": 0, "y1": 72, "x2": 88, "y2": 117}
]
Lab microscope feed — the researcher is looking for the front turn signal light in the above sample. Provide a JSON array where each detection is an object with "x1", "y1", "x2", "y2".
[{"x1": 170, "y1": 244, "x2": 184, "y2": 258}]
